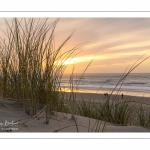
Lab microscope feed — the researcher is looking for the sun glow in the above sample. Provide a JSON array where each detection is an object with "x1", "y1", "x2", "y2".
[
  {"x1": 56, "y1": 55, "x2": 115, "y2": 66},
  {"x1": 56, "y1": 56, "x2": 94, "y2": 65}
]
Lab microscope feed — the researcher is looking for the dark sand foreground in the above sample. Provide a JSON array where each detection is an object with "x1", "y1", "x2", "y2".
[{"x1": 0, "y1": 92, "x2": 150, "y2": 132}]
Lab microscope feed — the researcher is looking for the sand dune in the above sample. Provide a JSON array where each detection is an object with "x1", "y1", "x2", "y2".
[{"x1": 0, "y1": 97, "x2": 150, "y2": 132}]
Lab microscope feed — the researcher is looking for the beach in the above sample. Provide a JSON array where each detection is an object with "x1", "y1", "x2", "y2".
[
  {"x1": 64, "y1": 91, "x2": 150, "y2": 104},
  {"x1": 0, "y1": 92, "x2": 150, "y2": 132}
]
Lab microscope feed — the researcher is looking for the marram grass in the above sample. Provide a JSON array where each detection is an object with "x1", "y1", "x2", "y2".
[{"x1": 0, "y1": 18, "x2": 82, "y2": 117}]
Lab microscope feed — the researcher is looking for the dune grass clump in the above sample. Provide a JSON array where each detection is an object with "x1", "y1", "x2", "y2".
[
  {"x1": 67, "y1": 97, "x2": 135, "y2": 126},
  {"x1": 133, "y1": 102, "x2": 150, "y2": 127},
  {"x1": 0, "y1": 18, "x2": 82, "y2": 123},
  {"x1": 63, "y1": 92, "x2": 150, "y2": 128}
]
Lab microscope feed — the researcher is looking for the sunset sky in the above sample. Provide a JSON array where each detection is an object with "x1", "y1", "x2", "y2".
[
  {"x1": 1, "y1": 18, "x2": 150, "y2": 73},
  {"x1": 55, "y1": 18, "x2": 150, "y2": 73}
]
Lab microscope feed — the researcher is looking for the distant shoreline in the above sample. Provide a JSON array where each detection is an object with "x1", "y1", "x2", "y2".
[{"x1": 63, "y1": 88, "x2": 150, "y2": 98}]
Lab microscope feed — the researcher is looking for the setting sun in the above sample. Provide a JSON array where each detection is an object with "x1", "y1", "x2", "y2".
[{"x1": 56, "y1": 56, "x2": 95, "y2": 65}]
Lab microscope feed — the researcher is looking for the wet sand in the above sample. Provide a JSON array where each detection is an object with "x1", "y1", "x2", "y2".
[{"x1": 65, "y1": 92, "x2": 150, "y2": 104}]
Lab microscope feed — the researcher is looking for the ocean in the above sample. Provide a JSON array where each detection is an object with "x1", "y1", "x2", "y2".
[{"x1": 61, "y1": 73, "x2": 150, "y2": 97}]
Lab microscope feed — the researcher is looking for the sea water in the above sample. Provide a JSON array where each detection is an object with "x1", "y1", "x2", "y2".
[{"x1": 61, "y1": 73, "x2": 150, "y2": 97}]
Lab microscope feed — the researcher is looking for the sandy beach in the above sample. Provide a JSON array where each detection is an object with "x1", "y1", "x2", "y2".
[
  {"x1": 0, "y1": 92, "x2": 150, "y2": 132},
  {"x1": 65, "y1": 92, "x2": 150, "y2": 104}
]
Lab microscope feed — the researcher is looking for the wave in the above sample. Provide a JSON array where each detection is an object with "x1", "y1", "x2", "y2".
[{"x1": 61, "y1": 73, "x2": 150, "y2": 94}]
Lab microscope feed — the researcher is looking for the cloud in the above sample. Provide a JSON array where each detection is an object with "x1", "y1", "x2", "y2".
[{"x1": 0, "y1": 18, "x2": 150, "y2": 73}]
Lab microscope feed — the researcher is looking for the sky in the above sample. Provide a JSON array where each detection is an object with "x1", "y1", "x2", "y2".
[
  {"x1": 0, "y1": 18, "x2": 150, "y2": 73},
  {"x1": 54, "y1": 18, "x2": 150, "y2": 73}
]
